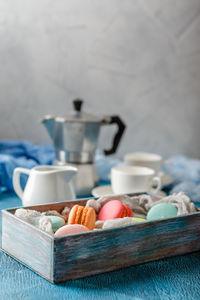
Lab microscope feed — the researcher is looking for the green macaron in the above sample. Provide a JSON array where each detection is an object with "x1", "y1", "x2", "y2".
[
  {"x1": 147, "y1": 203, "x2": 178, "y2": 221},
  {"x1": 47, "y1": 215, "x2": 65, "y2": 232},
  {"x1": 132, "y1": 217, "x2": 146, "y2": 223}
]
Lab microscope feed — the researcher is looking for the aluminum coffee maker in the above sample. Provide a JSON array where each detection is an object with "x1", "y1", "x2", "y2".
[{"x1": 42, "y1": 99, "x2": 126, "y2": 196}]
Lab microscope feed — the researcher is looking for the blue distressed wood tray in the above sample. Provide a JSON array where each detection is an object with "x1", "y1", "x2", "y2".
[{"x1": 2, "y1": 195, "x2": 200, "y2": 283}]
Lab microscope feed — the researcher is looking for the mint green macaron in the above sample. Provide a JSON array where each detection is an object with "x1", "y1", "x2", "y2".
[
  {"x1": 147, "y1": 203, "x2": 178, "y2": 221},
  {"x1": 47, "y1": 216, "x2": 65, "y2": 232}
]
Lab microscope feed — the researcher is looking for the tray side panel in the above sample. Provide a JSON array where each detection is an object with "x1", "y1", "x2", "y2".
[
  {"x1": 2, "y1": 211, "x2": 53, "y2": 281},
  {"x1": 54, "y1": 213, "x2": 200, "y2": 283}
]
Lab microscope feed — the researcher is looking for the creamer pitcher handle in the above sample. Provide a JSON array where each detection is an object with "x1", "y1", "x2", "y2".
[
  {"x1": 151, "y1": 176, "x2": 161, "y2": 194},
  {"x1": 13, "y1": 167, "x2": 31, "y2": 199}
]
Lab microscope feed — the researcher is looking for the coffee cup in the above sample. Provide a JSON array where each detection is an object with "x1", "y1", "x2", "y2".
[
  {"x1": 111, "y1": 165, "x2": 161, "y2": 194},
  {"x1": 124, "y1": 152, "x2": 163, "y2": 174}
]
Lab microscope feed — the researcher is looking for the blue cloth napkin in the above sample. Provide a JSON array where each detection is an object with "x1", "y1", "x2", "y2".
[
  {"x1": 163, "y1": 155, "x2": 200, "y2": 202},
  {"x1": 0, "y1": 140, "x2": 55, "y2": 192}
]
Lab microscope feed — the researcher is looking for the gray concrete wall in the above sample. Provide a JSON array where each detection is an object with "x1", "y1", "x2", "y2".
[{"x1": 0, "y1": 0, "x2": 200, "y2": 159}]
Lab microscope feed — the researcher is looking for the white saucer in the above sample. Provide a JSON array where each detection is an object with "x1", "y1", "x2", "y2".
[{"x1": 91, "y1": 185, "x2": 167, "y2": 198}]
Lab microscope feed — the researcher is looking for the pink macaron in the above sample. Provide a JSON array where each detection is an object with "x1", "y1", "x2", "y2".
[
  {"x1": 54, "y1": 224, "x2": 89, "y2": 237},
  {"x1": 98, "y1": 200, "x2": 133, "y2": 221}
]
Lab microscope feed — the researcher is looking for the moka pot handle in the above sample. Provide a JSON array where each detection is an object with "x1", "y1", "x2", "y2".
[{"x1": 102, "y1": 115, "x2": 126, "y2": 156}]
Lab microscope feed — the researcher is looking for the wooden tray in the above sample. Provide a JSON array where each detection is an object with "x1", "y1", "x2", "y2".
[{"x1": 2, "y1": 195, "x2": 200, "y2": 284}]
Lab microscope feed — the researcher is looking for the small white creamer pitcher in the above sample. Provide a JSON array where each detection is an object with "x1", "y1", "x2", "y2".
[{"x1": 13, "y1": 165, "x2": 77, "y2": 206}]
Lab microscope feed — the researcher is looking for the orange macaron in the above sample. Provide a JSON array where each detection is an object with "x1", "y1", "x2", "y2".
[{"x1": 68, "y1": 205, "x2": 96, "y2": 230}]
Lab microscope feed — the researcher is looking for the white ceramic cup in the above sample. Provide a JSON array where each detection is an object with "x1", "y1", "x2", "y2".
[
  {"x1": 124, "y1": 152, "x2": 163, "y2": 174},
  {"x1": 111, "y1": 165, "x2": 161, "y2": 194}
]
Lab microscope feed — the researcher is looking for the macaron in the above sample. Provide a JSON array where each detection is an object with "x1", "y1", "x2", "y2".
[
  {"x1": 123, "y1": 203, "x2": 133, "y2": 217},
  {"x1": 132, "y1": 217, "x2": 146, "y2": 223},
  {"x1": 47, "y1": 215, "x2": 65, "y2": 232},
  {"x1": 34, "y1": 215, "x2": 65, "y2": 232},
  {"x1": 98, "y1": 200, "x2": 133, "y2": 221},
  {"x1": 68, "y1": 205, "x2": 96, "y2": 230},
  {"x1": 55, "y1": 224, "x2": 89, "y2": 237},
  {"x1": 147, "y1": 203, "x2": 178, "y2": 221}
]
